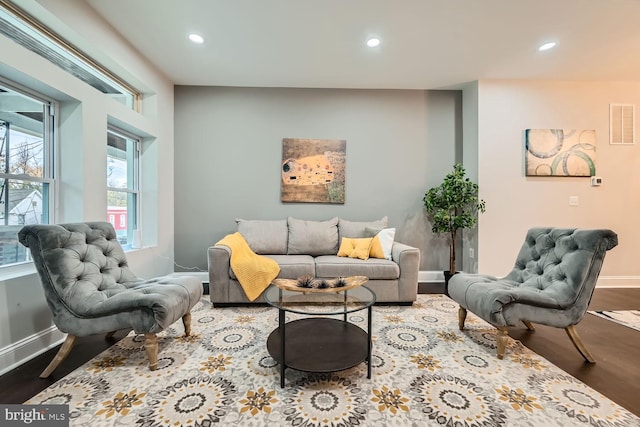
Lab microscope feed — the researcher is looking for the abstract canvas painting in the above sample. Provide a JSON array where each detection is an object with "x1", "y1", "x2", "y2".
[
  {"x1": 281, "y1": 138, "x2": 346, "y2": 203},
  {"x1": 525, "y1": 129, "x2": 596, "y2": 177}
]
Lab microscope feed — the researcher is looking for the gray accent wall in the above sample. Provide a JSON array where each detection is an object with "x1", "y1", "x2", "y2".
[{"x1": 174, "y1": 86, "x2": 463, "y2": 272}]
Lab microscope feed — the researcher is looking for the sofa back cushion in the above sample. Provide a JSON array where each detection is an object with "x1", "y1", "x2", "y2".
[
  {"x1": 287, "y1": 216, "x2": 339, "y2": 256},
  {"x1": 338, "y1": 217, "x2": 388, "y2": 241},
  {"x1": 236, "y1": 219, "x2": 288, "y2": 254}
]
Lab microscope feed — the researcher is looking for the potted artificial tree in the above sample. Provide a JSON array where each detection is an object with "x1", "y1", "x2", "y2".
[{"x1": 423, "y1": 163, "x2": 486, "y2": 295}]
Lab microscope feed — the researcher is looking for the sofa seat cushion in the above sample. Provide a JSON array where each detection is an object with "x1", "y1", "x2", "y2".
[
  {"x1": 228, "y1": 255, "x2": 316, "y2": 280},
  {"x1": 314, "y1": 255, "x2": 399, "y2": 280}
]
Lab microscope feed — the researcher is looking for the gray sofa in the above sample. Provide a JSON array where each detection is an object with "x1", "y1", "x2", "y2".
[{"x1": 208, "y1": 217, "x2": 420, "y2": 305}]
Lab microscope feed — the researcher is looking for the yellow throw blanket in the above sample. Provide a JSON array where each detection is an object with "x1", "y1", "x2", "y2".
[{"x1": 215, "y1": 232, "x2": 280, "y2": 301}]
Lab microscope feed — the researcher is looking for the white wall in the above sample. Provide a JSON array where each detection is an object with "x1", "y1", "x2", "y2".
[
  {"x1": 0, "y1": 1, "x2": 175, "y2": 374},
  {"x1": 476, "y1": 80, "x2": 640, "y2": 286}
]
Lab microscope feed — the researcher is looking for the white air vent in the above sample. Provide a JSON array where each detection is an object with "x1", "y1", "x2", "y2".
[{"x1": 610, "y1": 104, "x2": 635, "y2": 145}]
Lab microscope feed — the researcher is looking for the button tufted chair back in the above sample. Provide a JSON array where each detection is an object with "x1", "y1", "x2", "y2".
[
  {"x1": 503, "y1": 228, "x2": 618, "y2": 309},
  {"x1": 448, "y1": 227, "x2": 617, "y2": 362},
  {"x1": 19, "y1": 222, "x2": 140, "y2": 318},
  {"x1": 18, "y1": 221, "x2": 203, "y2": 378}
]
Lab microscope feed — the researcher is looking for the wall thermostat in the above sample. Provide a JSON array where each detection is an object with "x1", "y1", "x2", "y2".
[{"x1": 591, "y1": 176, "x2": 602, "y2": 186}]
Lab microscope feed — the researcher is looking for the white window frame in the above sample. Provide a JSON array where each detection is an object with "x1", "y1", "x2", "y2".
[
  {"x1": 0, "y1": 78, "x2": 56, "y2": 270},
  {"x1": 107, "y1": 126, "x2": 140, "y2": 248}
]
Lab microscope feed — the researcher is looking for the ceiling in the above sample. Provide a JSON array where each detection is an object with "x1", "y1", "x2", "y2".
[{"x1": 84, "y1": 0, "x2": 640, "y2": 89}]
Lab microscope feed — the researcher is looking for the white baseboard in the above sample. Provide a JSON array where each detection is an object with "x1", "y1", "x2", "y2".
[
  {"x1": 419, "y1": 270, "x2": 445, "y2": 283},
  {"x1": 418, "y1": 271, "x2": 640, "y2": 288},
  {"x1": 172, "y1": 271, "x2": 209, "y2": 282},
  {"x1": 594, "y1": 276, "x2": 640, "y2": 288},
  {"x1": 0, "y1": 325, "x2": 65, "y2": 376}
]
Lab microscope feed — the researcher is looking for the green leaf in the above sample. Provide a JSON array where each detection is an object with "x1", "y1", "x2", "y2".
[{"x1": 422, "y1": 163, "x2": 486, "y2": 273}]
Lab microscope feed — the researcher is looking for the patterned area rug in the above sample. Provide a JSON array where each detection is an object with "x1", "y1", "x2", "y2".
[
  {"x1": 27, "y1": 295, "x2": 639, "y2": 426},
  {"x1": 588, "y1": 309, "x2": 640, "y2": 332}
]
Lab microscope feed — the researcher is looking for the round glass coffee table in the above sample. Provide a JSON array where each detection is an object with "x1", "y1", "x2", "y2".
[{"x1": 263, "y1": 280, "x2": 376, "y2": 388}]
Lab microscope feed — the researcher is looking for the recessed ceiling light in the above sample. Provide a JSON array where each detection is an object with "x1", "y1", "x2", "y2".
[
  {"x1": 188, "y1": 33, "x2": 205, "y2": 44},
  {"x1": 538, "y1": 41, "x2": 557, "y2": 51},
  {"x1": 366, "y1": 37, "x2": 381, "y2": 48}
]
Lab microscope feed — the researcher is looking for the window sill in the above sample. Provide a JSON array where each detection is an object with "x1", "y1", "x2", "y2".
[
  {"x1": 124, "y1": 244, "x2": 155, "y2": 253},
  {"x1": 0, "y1": 262, "x2": 37, "y2": 281}
]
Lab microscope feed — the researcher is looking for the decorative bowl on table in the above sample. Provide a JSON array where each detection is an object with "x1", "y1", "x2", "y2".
[{"x1": 272, "y1": 275, "x2": 368, "y2": 293}]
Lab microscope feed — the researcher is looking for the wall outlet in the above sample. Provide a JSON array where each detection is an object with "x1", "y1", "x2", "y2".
[
  {"x1": 569, "y1": 196, "x2": 579, "y2": 206},
  {"x1": 469, "y1": 248, "x2": 474, "y2": 259}
]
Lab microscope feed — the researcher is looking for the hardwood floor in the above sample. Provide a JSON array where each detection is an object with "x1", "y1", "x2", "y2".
[
  {"x1": 1, "y1": 287, "x2": 638, "y2": 417},
  {"x1": 507, "y1": 287, "x2": 640, "y2": 417},
  {"x1": 0, "y1": 329, "x2": 129, "y2": 404}
]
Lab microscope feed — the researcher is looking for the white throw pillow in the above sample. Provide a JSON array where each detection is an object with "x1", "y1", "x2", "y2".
[{"x1": 367, "y1": 227, "x2": 395, "y2": 260}]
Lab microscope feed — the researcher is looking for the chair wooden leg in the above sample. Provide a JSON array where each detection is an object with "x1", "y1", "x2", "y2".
[
  {"x1": 522, "y1": 320, "x2": 535, "y2": 331},
  {"x1": 40, "y1": 335, "x2": 76, "y2": 378},
  {"x1": 182, "y1": 312, "x2": 192, "y2": 336},
  {"x1": 144, "y1": 333, "x2": 159, "y2": 371},
  {"x1": 496, "y1": 327, "x2": 509, "y2": 359},
  {"x1": 565, "y1": 325, "x2": 596, "y2": 363},
  {"x1": 458, "y1": 307, "x2": 467, "y2": 330}
]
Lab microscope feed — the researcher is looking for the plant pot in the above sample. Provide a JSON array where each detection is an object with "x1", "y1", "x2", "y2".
[{"x1": 443, "y1": 270, "x2": 459, "y2": 297}]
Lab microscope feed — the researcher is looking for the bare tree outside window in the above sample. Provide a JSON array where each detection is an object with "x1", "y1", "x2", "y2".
[{"x1": 0, "y1": 85, "x2": 53, "y2": 267}]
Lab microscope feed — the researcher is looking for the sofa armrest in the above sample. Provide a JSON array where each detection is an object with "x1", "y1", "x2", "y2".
[
  {"x1": 208, "y1": 245, "x2": 232, "y2": 303},
  {"x1": 391, "y1": 242, "x2": 420, "y2": 302}
]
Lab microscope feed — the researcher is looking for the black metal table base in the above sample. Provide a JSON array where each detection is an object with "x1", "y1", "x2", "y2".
[{"x1": 267, "y1": 313, "x2": 372, "y2": 388}]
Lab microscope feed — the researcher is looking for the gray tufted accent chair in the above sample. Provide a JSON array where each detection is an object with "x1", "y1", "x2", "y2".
[
  {"x1": 448, "y1": 227, "x2": 618, "y2": 362},
  {"x1": 18, "y1": 221, "x2": 203, "y2": 378}
]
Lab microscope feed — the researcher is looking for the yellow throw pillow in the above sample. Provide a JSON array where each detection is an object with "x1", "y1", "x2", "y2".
[
  {"x1": 337, "y1": 237, "x2": 373, "y2": 260},
  {"x1": 369, "y1": 228, "x2": 396, "y2": 260}
]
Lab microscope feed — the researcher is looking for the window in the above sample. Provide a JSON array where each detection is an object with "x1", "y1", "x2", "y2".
[
  {"x1": 0, "y1": 81, "x2": 54, "y2": 267},
  {"x1": 0, "y1": 2, "x2": 140, "y2": 110},
  {"x1": 107, "y1": 127, "x2": 139, "y2": 247}
]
